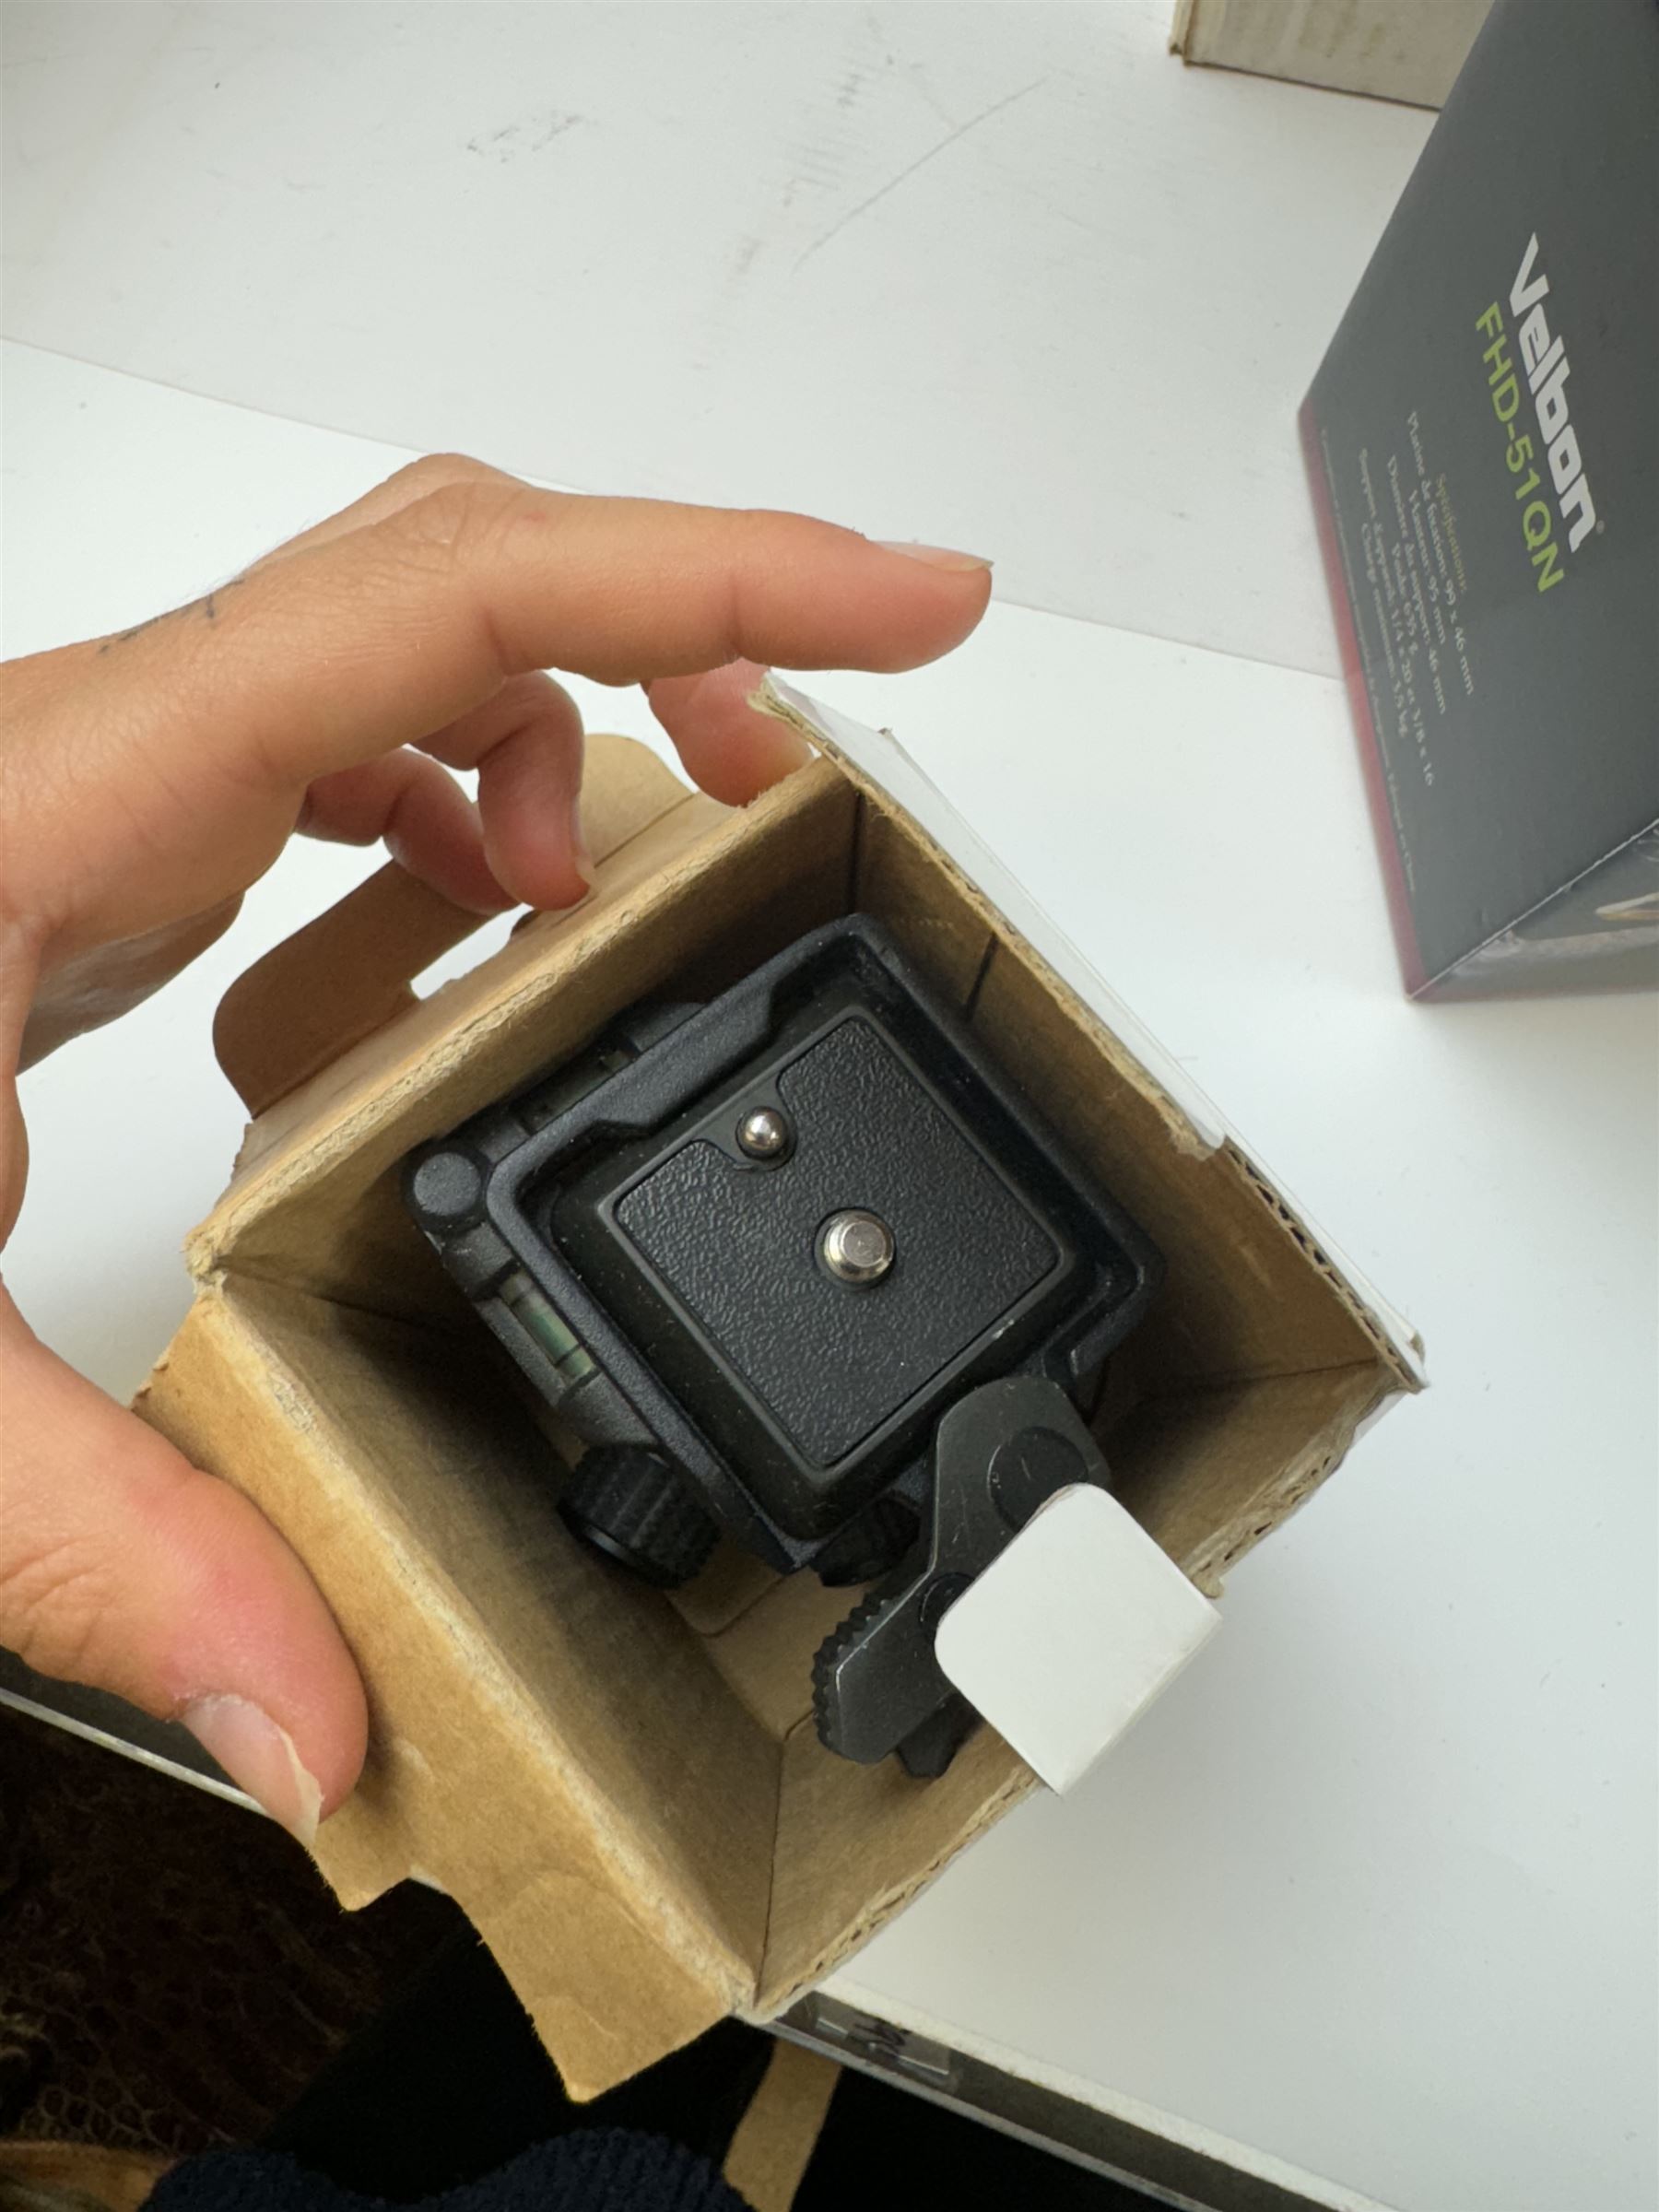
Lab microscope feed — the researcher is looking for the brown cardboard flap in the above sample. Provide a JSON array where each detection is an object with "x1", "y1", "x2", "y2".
[
  {"x1": 722, "y1": 2041, "x2": 841, "y2": 2212},
  {"x1": 215, "y1": 734, "x2": 691, "y2": 1118},
  {"x1": 758, "y1": 1719, "x2": 1038, "y2": 2017},
  {"x1": 136, "y1": 1277, "x2": 769, "y2": 2097},
  {"x1": 853, "y1": 802, "x2": 995, "y2": 1009},
  {"x1": 1109, "y1": 1361, "x2": 1391, "y2": 1594},
  {"x1": 191, "y1": 765, "x2": 854, "y2": 1299}
]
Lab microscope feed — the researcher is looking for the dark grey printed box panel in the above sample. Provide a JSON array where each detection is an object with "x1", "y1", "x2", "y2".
[{"x1": 1302, "y1": 0, "x2": 1658, "y2": 994}]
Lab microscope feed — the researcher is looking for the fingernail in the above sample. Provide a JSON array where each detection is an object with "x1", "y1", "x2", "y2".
[
  {"x1": 569, "y1": 794, "x2": 594, "y2": 888},
  {"x1": 455, "y1": 881, "x2": 518, "y2": 918},
  {"x1": 875, "y1": 539, "x2": 992, "y2": 573},
  {"x1": 181, "y1": 1694, "x2": 323, "y2": 1846}
]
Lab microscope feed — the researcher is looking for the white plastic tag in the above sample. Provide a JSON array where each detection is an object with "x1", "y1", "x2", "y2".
[{"x1": 933, "y1": 1484, "x2": 1221, "y2": 1793}]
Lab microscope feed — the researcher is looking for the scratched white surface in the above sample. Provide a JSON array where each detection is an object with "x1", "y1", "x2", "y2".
[
  {"x1": 0, "y1": 0, "x2": 1431, "y2": 677},
  {"x1": 5, "y1": 346, "x2": 1656, "y2": 2212}
]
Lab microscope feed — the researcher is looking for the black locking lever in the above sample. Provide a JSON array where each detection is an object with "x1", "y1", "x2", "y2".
[{"x1": 811, "y1": 1375, "x2": 1111, "y2": 1779}]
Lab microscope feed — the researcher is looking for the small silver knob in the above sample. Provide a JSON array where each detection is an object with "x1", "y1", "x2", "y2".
[
  {"x1": 736, "y1": 1106, "x2": 791, "y2": 1159},
  {"x1": 818, "y1": 1208, "x2": 896, "y2": 1286}
]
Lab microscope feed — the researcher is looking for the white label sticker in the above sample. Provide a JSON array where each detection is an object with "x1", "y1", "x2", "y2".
[{"x1": 934, "y1": 1484, "x2": 1221, "y2": 1793}]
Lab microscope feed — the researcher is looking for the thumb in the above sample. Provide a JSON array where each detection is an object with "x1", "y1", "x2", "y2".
[{"x1": 0, "y1": 1285, "x2": 366, "y2": 1840}]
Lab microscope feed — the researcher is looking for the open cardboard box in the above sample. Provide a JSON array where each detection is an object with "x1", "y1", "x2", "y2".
[{"x1": 135, "y1": 688, "x2": 1420, "y2": 2099}]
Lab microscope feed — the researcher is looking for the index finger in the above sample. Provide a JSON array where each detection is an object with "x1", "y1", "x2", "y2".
[{"x1": 87, "y1": 465, "x2": 992, "y2": 805}]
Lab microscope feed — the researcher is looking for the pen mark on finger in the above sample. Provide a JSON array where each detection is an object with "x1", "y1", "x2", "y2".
[{"x1": 97, "y1": 574, "x2": 246, "y2": 652}]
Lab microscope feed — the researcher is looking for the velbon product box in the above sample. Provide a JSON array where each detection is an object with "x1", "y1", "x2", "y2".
[{"x1": 1300, "y1": 0, "x2": 1658, "y2": 998}]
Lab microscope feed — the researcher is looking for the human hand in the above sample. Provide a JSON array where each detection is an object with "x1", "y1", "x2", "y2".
[{"x1": 0, "y1": 454, "x2": 990, "y2": 1841}]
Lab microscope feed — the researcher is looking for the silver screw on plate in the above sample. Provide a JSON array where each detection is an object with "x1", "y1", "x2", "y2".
[
  {"x1": 819, "y1": 1208, "x2": 896, "y2": 1286},
  {"x1": 736, "y1": 1106, "x2": 792, "y2": 1159}
]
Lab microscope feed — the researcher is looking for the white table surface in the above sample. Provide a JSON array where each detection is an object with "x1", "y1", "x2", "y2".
[
  {"x1": 2, "y1": 10, "x2": 1655, "y2": 2211},
  {"x1": 0, "y1": 0, "x2": 1433, "y2": 680}
]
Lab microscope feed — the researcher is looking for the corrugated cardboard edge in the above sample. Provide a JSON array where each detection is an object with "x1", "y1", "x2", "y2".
[{"x1": 1175, "y1": 1359, "x2": 1394, "y2": 1596}]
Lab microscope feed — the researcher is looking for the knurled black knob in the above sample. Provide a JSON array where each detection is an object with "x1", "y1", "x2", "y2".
[{"x1": 559, "y1": 1445, "x2": 719, "y2": 1589}]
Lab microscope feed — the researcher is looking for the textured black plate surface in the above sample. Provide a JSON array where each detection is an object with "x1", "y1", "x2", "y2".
[{"x1": 614, "y1": 1017, "x2": 1061, "y2": 1465}]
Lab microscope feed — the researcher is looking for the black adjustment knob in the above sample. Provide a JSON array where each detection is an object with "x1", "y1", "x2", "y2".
[
  {"x1": 406, "y1": 1145, "x2": 487, "y2": 1232},
  {"x1": 559, "y1": 1446, "x2": 719, "y2": 1589}
]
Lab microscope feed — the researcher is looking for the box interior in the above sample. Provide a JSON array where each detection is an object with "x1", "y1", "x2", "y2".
[{"x1": 147, "y1": 750, "x2": 1406, "y2": 2090}]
